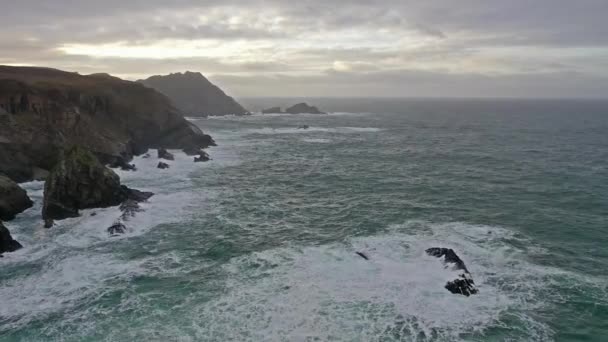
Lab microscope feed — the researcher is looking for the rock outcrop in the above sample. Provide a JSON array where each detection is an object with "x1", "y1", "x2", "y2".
[
  {"x1": 0, "y1": 221, "x2": 23, "y2": 255},
  {"x1": 262, "y1": 103, "x2": 326, "y2": 115},
  {"x1": 157, "y1": 162, "x2": 170, "y2": 169},
  {"x1": 0, "y1": 174, "x2": 33, "y2": 221},
  {"x1": 138, "y1": 71, "x2": 248, "y2": 117},
  {"x1": 426, "y1": 247, "x2": 479, "y2": 296},
  {"x1": 286, "y1": 103, "x2": 326, "y2": 114},
  {"x1": 42, "y1": 146, "x2": 152, "y2": 227},
  {"x1": 157, "y1": 148, "x2": 175, "y2": 161},
  {"x1": 0, "y1": 66, "x2": 214, "y2": 183},
  {"x1": 194, "y1": 151, "x2": 210, "y2": 163},
  {"x1": 107, "y1": 189, "x2": 153, "y2": 236}
]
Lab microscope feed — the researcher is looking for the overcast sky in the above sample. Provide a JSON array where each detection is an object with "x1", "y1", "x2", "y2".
[{"x1": 2, "y1": 0, "x2": 608, "y2": 98}]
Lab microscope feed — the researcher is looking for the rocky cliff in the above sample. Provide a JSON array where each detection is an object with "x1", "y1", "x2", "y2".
[
  {"x1": 138, "y1": 72, "x2": 248, "y2": 117},
  {"x1": 0, "y1": 66, "x2": 214, "y2": 182}
]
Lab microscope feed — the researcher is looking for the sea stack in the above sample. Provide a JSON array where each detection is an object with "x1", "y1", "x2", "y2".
[{"x1": 42, "y1": 146, "x2": 152, "y2": 227}]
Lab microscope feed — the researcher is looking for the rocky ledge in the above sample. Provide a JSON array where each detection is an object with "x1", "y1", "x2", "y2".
[
  {"x1": 426, "y1": 247, "x2": 479, "y2": 296},
  {"x1": 0, "y1": 221, "x2": 22, "y2": 256},
  {"x1": 42, "y1": 146, "x2": 154, "y2": 228},
  {"x1": 0, "y1": 174, "x2": 33, "y2": 221},
  {"x1": 262, "y1": 103, "x2": 326, "y2": 115}
]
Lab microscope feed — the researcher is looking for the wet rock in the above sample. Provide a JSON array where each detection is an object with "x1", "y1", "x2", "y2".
[
  {"x1": 42, "y1": 146, "x2": 127, "y2": 223},
  {"x1": 108, "y1": 157, "x2": 137, "y2": 171},
  {"x1": 194, "y1": 151, "x2": 210, "y2": 163},
  {"x1": 297, "y1": 125, "x2": 310, "y2": 129},
  {"x1": 142, "y1": 153, "x2": 151, "y2": 159},
  {"x1": 0, "y1": 174, "x2": 33, "y2": 221},
  {"x1": 157, "y1": 162, "x2": 170, "y2": 169},
  {"x1": 183, "y1": 146, "x2": 204, "y2": 156},
  {"x1": 157, "y1": 148, "x2": 174, "y2": 161},
  {"x1": 426, "y1": 247, "x2": 479, "y2": 296},
  {"x1": 356, "y1": 251, "x2": 369, "y2": 260},
  {"x1": 42, "y1": 146, "x2": 149, "y2": 226},
  {"x1": 123, "y1": 187, "x2": 153, "y2": 203},
  {"x1": 0, "y1": 221, "x2": 22, "y2": 255},
  {"x1": 107, "y1": 221, "x2": 126, "y2": 236}
]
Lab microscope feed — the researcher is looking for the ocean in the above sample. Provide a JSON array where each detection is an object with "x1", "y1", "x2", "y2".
[{"x1": 1, "y1": 98, "x2": 607, "y2": 341}]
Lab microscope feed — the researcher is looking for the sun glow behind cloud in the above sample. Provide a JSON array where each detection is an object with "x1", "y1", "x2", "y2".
[{"x1": 3, "y1": 1, "x2": 608, "y2": 97}]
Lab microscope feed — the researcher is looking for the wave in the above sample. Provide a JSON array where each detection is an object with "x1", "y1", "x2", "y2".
[
  {"x1": 244, "y1": 126, "x2": 383, "y2": 135},
  {"x1": 183, "y1": 221, "x2": 607, "y2": 341}
]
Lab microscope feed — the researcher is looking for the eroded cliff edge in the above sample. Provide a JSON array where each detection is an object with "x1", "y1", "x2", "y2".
[{"x1": 0, "y1": 66, "x2": 215, "y2": 182}]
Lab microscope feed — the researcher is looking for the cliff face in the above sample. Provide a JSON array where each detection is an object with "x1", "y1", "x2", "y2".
[
  {"x1": 0, "y1": 66, "x2": 214, "y2": 182},
  {"x1": 138, "y1": 72, "x2": 248, "y2": 117}
]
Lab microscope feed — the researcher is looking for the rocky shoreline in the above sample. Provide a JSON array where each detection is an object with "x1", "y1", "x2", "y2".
[{"x1": 0, "y1": 66, "x2": 216, "y2": 255}]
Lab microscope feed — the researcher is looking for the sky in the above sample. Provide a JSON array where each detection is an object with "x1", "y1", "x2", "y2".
[{"x1": 1, "y1": 0, "x2": 608, "y2": 98}]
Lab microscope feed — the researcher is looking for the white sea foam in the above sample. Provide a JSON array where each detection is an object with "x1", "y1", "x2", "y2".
[
  {"x1": 186, "y1": 221, "x2": 557, "y2": 341},
  {"x1": 301, "y1": 138, "x2": 332, "y2": 143},
  {"x1": 244, "y1": 126, "x2": 383, "y2": 135},
  {"x1": 0, "y1": 147, "x2": 231, "y2": 331}
]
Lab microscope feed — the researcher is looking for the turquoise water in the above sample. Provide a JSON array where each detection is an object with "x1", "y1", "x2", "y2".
[{"x1": 1, "y1": 99, "x2": 607, "y2": 341}]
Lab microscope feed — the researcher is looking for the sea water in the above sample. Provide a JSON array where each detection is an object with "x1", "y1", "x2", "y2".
[{"x1": 1, "y1": 99, "x2": 607, "y2": 341}]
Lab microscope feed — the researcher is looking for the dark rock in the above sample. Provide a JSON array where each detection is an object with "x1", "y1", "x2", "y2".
[
  {"x1": 157, "y1": 162, "x2": 170, "y2": 169},
  {"x1": 90, "y1": 212, "x2": 97, "y2": 216},
  {"x1": 183, "y1": 146, "x2": 204, "y2": 156},
  {"x1": 298, "y1": 125, "x2": 310, "y2": 129},
  {"x1": 262, "y1": 107, "x2": 283, "y2": 114},
  {"x1": 123, "y1": 186, "x2": 154, "y2": 202},
  {"x1": 194, "y1": 151, "x2": 210, "y2": 163},
  {"x1": 0, "y1": 221, "x2": 23, "y2": 255},
  {"x1": 42, "y1": 146, "x2": 131, "y2": 223},
  {"x1": 157, "y1": 148, "x2": 175, "y2": 161},
  {"x1": 142, "y1": 153, "x2": 151, "y2": 159},
  {"x1": 356, "y1": 251, "x2": 369, "y2": 260},
  {"x1": 0, "y1": 66, "x2": 216, "y2": 183},
  {"x1": 108, "y1": 157, "x2": 137, "y2": 171},
  {"x1": 0, "y1": 174, "x2": 33, "y2": 221},
  {"x1": 44, "y1": 218, "x2": 54, "y2": 228},
  {"x1": 285, "y1": 103, "x2": 326, "y2": 114},
  {"x1": 426, "y1": 247, "x2": 479, "y2": 296},
  {"x1": 119, "y1": 199, "x2": 142, "y2": 220},
  {"x1": 107, "y1": 221, "x2": 126, "y2": 236},
  {"x1": 138, "y1": 71, "x2": 249, "y2": 117}
]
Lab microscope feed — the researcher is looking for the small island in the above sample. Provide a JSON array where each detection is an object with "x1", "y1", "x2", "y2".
[{"x1": 262, "y1": 103, "x2": 326, "y2": 115}]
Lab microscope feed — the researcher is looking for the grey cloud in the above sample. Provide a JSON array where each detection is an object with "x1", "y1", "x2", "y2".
[{"x1": 1, "y1": 0, "x2": 607, "y2": 97}]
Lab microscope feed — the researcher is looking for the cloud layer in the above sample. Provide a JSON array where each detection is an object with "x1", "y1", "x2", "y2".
[{"x1": 2, "y1": 0, "x2": 607, "y2": 97}]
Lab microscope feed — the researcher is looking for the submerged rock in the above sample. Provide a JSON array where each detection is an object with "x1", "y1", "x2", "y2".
[
  {"x1": 157, "y1": 148, "x2": 175, "y2": 161},
  {"x1": 426, "y1": 247, "x2": 478, "y2": 296},
  {"x1": 0, "y1": 174, "x2": 33, "y2": 221},
  {"x1": 0, "y1": 221, "x2": 22, "y2": 255},
  {"x1": 107, "y1": 221, "x2": 126, "y2": 236},
  {"x1": 297, "y1": 125, "x2": 310, "y2": 130},
  {"x1": 110, "y1": 187, "x2": 153, "y2": 235},
  {"x1": 157, "y1": 162, "x2": 170, "y2": 169}
]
